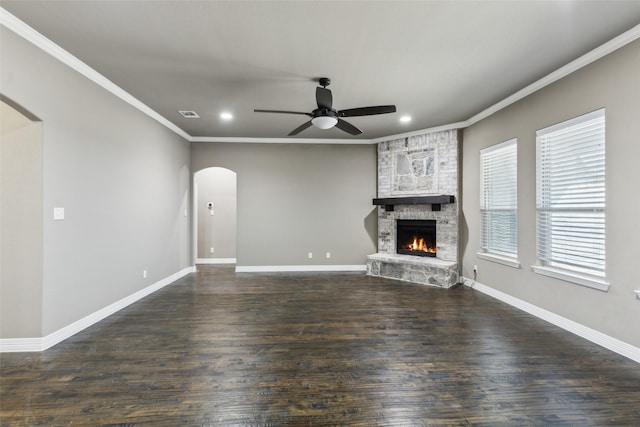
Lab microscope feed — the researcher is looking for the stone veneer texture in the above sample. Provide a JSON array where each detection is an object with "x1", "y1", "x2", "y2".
[
  {"x1": 376, "y1": 130, "x2": 459, "y2": 262},
  {"x1": 367, "y1": 253, "x2": 458, "y2": 288}
]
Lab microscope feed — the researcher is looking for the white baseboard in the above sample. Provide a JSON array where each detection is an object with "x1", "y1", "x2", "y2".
[
  {"x1": 0, "y1": 338, "x2": 42, "y2": 353},
  {"x1": 236, "y1": 264, "x2": 367, "y2": 273},
  {"x1": 196, "y1": 258, "x2": 236, "y2": 264},
  {"x1": 0, "y1": 266, "x2": 196, "y2": 353},
  {"x1": 462, "y1": 276, "x2": 640, "y2": 364}
]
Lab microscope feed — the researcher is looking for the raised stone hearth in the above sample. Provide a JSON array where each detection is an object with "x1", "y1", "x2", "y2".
[
  {"x1": 367, "y1": 253, "x2": 457, "y2": 288},
  {"x1": 368, "y1": 129, "x2": 460, "y2": 288}
]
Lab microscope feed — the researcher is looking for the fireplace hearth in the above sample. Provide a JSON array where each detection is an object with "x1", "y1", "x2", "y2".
[{"x1": 397, "y1": 219, "x2": 436, "y2": 257}]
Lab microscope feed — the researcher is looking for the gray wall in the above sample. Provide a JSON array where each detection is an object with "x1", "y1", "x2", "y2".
[
  {"x1": 461, "y1": 39, "x2": 640, "y2": 347},
  {"x1": 1, "y1": 28, "x2": 191, "y2": 337},
  {"x1": 195, "y1": 167, "x2": 237, "y2": 259},
  {"x1": 0, "y1": 101, "x2": 43, "y2": 338},
  {"x1": 191, "y1": 143, "x2": 378, "y2": 267}
]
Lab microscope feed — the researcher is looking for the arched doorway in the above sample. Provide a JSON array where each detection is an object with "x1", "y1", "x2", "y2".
[
  {"x1": 193, "y1": 167, "x2": 237, "y2": 264},
  {"x1": 0, "y1": 98, "x2": 44, "y2": 338}
]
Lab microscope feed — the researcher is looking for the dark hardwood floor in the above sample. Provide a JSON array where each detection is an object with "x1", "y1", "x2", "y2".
[{"x1": 1, "y1": 266, "x2": 639, "y2": 426}]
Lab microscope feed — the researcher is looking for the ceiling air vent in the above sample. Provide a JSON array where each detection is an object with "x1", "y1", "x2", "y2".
[{"x1": 178, "y1": 110, "x2": 200, "y2": 118}]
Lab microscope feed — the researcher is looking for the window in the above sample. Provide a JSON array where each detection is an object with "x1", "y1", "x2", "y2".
[
  {"x1": 534, "y1": 109, "x2": 608, "y2": 290},
  {"x1": 479, "y1": 139, "x2": 518, "y2": 266}
]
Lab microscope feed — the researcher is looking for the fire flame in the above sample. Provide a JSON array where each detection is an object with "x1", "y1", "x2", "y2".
[{"x1": 402, "y1": 236, "x2": 436, "y2": 253}]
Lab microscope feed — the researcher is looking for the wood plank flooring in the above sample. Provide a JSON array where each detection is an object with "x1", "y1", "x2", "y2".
[{"x1": 1, "y1": 265, "x2": 639, "y2": 425}]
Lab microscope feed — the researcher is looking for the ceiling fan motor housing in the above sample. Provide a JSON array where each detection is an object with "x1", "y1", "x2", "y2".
[{"x1": 314, "y1": 109, "x2": 337, "y2": 118}]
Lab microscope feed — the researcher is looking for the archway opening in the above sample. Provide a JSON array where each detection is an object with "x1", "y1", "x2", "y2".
[
  {"x1": 193, "y1": 167, "x2": 237, "y2": 264},
  {"x1": 0, "y1": 98, "x2": 44, "y2": 338}
]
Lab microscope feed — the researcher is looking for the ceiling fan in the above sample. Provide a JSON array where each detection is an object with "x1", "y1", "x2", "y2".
[{"x1": 254, "y1": 77, "x2": 396, "y2": 136}]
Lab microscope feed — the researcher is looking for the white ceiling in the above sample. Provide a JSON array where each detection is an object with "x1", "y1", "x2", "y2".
[{"x1": 3, "y1": 1, "x2": 640, "y2": 140}]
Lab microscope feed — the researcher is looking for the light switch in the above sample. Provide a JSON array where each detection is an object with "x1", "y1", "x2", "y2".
[{"x1": 53, "y1": 207, "x2": 65, "y2": 220}]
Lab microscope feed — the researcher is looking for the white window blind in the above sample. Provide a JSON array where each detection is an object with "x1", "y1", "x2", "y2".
[
  {"x1": 536, "y1": 109, "x2": 605, "y2": 277},
  {"x1": 480, "y1": 139, "x2": 517, "y2": 258}
]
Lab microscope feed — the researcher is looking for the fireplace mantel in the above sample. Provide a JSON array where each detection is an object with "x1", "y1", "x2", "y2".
[{"x1": 372, "y1": 195, "x2": 455, "y2": 211}]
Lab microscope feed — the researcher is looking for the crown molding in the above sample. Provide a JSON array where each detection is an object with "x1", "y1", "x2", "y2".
[
  {"x1": 0, "y1": 7, "x2": 191, "y2": 141},
  {"x1": 465, "y1": 23, "x2": 640, "y2": 128},
  {"x1": 376, "y1": 23, "x2": 640, "y2": 142},
  {"x1": 369, "y1": 121, "x2": 467, "y2": 144},
  {"x1": 190, "y1": 136, "x2": 372, "y2": 144},
  {"x1": 3, "y1": 8, "x2": 639, "y2": 145}
]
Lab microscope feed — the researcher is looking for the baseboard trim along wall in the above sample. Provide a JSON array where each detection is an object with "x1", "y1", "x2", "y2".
[
  {"x1": 462, "y1": 277, "x2": 640, "y2": 364},
  {"x1": 0, "y1": 266, "x2": 196, "y2": 353},
  {"x1": 235, "y1": 265, "x2": 367, "y2": 273},
  {"x1": 196, "y1": 258, "x2": 237, "y2": 265}
]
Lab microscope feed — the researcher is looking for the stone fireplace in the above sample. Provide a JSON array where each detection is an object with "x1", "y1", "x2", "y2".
[{"x1": 366, "y1": 130, "x2": 460, "y2": 288}]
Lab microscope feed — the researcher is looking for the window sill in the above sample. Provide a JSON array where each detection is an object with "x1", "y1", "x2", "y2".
[
  {"x1": 476, "y1": 252, "x2": 521, "y2": 269},
  {"x1": 531, "y1": 265, "x2": 610, "y2": 292}
]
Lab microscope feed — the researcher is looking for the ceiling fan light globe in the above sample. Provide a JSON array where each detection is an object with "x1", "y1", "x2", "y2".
[{"x1": 311, "y1": 116, "x2": 338, "y2": 129}]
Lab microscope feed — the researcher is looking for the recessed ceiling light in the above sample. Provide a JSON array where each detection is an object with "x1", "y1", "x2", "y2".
[
  {"x1": 400, "y1": 115, "x2": 412, "y2": 123},
  {"x1": 220, "y1": 112, "x2": 233, "y2": 121}
]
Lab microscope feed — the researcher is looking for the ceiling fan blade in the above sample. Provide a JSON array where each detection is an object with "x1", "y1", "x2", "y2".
[
  {"x1": 316, "y1": 87, "x2": 333, "y2": 110},
  {"x1": 335, "y1": 118, "x2": 362, "y2": 135},
  {"x1": 254, "y1": 109, "x2": 312, "y2": 116},
  {"x1": 288, "y1": 120, "x2": 313, "y2": 136},
  {"x1": 338, "y1": 105, "x2": 397, "y2": 117}
]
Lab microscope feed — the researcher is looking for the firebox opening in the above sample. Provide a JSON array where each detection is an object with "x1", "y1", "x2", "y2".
[{"x1": 397, "y1": 219, "x2": 436, "y2": 257}]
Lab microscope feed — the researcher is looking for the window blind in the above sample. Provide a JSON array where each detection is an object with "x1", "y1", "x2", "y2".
[
  {"x1": 480, "y1": 139, "x2": 517, "y2": 258},
  {"x1": 536, "y1": 109, "x2": 605, "y2": 276}
]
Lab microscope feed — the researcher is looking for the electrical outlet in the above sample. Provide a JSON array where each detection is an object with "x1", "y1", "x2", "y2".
[
  {"x1": 308, "y1": 252, "x2": 313, "y2": 259},
  {"x1": 210, "y1": 248, "x2": 215, "y2": 254},
  {"x1": 635, "y1": 290, "x2": 640, "y2": 300},
  {"x1": 143, "y1": 270, "x2": 148, "y2": 279},
  {"x1": 326, "y1": 252, "x2": 331, "y2": 259}
]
